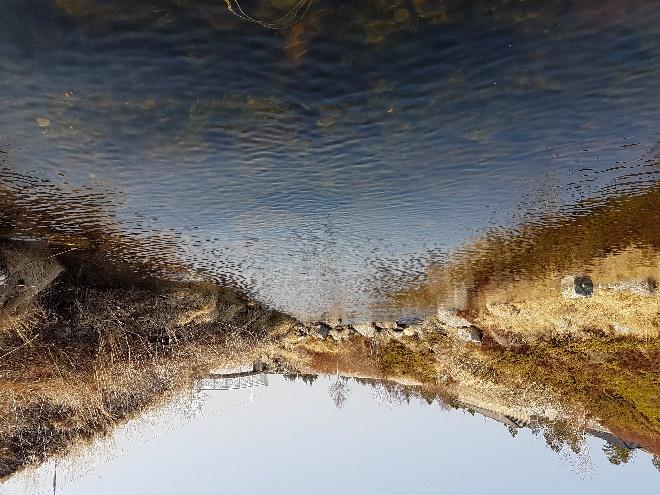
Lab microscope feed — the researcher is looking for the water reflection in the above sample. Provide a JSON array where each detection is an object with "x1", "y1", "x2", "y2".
[
  {"x1": 2, "y1": 375, "x2": 659, "y2": 495},
  {"x1": 2, "y1": 0, "x2": 659, "y2": 319}
]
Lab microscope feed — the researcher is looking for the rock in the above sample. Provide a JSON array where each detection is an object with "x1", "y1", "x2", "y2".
[
  {"x1": 486, "y1": 303, "x2": 520, "y2": 318},
  {"x1": 0, "y1": 259, "x2": 8, "y2": 286},
  {"x1": 403, "y1": 324, "x2": 423, "y2": 337},
  {"x1": 351, "y1": 322, "x2": 376, "y2": 337},
  {"x1": 553, "y1": 318, "x2": 578, "y2": 333},
  {"x1": 436, "y1": 309, "x2": 472, "y2": 328},
  {"x1": 453, "y1": 326, "x2": 483, "y2": 344},
  {"x1": 606, "y1": 278, "x2": 658, "y2": 295},
  {"x1": 562, "y1": 274, "x2": 594, "y2": 298},
  {"x1": 339, "y1": 325, "x2": 356, "y2": 336},
  {"x1": 0, "y1": 244, "x2": 64, "y2": 312},
  {"x1": 574, "y1": 275, "x2": 593, "y2": 297},
  {"x1": 375, "y1": 321, "x2": 398, "y2": 330},
  {"x1": 396, "y1": 316, "x2": 422, "y2": 327},
  {"x1": 488, "y1": 329, "x2": 516, "y2": 348},
  {"x1": 329, "y1": 328, "x2": 348, "y2": 341},
  {"x1": 312, "y1": 322, "x2": 331, "y2": 338},
  {"x1": 329, "y1": 326, "x2": 354, "y2": 341}
]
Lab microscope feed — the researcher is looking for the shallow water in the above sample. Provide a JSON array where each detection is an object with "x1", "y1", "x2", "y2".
[
  {"x1": 2, "y1": 375, "x2": 659, "y2": 495},
  {"x1": 1, "y1": 0, "x2": 659, "y2": 320}
]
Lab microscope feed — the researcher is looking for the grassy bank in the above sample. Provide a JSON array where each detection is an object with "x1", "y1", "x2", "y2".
[
  {"x1": 2, "y1": 244, "x2": 659, "y2": 476},
  {"x1": 0, "y1": 240, "x2": 297, "y2": 479}
]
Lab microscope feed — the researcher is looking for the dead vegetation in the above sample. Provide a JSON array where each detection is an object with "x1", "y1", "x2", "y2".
[
  {"x1": 480, "y1": 336, "x2": 660, "y2": 453},
  {"x1": 0, "y1": 240, "x2": 296, "y2": 480},
  {"x1": 1, "y1": 237, "x2": 658, "y2": 477},
  {"x1": 474, "y1": 287, "x2": 660, "y2": 344}
]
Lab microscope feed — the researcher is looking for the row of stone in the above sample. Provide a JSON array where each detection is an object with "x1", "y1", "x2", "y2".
[
  {"x1": 302, "y1": 308, "x2": 484, "y2": 344},
  {"x1": 301, "y1": 319, "x2": 424, "y2": 341}
]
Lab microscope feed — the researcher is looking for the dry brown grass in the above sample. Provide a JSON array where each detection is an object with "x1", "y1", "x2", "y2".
[
  {"x1": 285, "y1": 335, "x2": 382, "y2": 377},
  {"x1": 0, "y1": 242, "x2": 297, "y2": 480},
  {"x1": 476, "y1": 288, "x2": 660, "y2": 343}
]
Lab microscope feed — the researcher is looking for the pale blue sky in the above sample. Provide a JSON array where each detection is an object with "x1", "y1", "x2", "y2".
[{"x1": 4, "y1": 376, "x2": 658, "y2": 494}]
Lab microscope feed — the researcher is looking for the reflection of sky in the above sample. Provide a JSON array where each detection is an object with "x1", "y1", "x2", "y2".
[
  {"x1": 1, "y1": 1, "x2": 659, "y2": 318},
  {"x1": 3, "y1": 376, "x2": 659, "y2": 494}
]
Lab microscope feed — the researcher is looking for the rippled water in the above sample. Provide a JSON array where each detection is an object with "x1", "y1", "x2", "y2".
[{"x1": 1, "y1": 0, "x2": 659, "y2": 320}]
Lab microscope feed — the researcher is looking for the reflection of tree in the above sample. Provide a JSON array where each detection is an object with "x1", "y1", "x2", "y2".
[
  {"x1": 602, "y1": 443, "x2": 633, "y2": 465},
  {"x1": 540, "y1": 419, "x2": 585, "y2": 454},
  {"x1": 328, "y1": 375, "x2": 351, "y2": 409},
  {"x1": 370, "y1": 381, "x2": 407, "y2": 407},
  {"x1": 284, "y1": 373, "x2": 318, "y2": 385},
  {"x1": 301, "y1": 374, "x2": 318, "y2": 386},
  {"x1": 653, "y1": 455, "x2": 660, "y2": 471}
]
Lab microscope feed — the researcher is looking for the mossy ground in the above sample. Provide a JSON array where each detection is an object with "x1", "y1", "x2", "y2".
[
  {"x1": 482, "y1": 336, "x2": 660, "y2": 445},
  {"x1": 376, "y1": 339, "x2": 437, "y2": 384}
]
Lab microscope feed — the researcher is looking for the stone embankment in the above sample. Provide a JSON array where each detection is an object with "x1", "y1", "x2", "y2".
[
  {"x1": 302, "y1": 309, "x2": 483, "y2": 345},
  {"x1": 300, "y1": 272, "x2": 659, "y2": 349}
]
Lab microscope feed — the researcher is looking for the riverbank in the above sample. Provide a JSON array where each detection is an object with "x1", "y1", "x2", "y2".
[
  {"x1": 1, "y1": 236, "x2": 659, "y2": 479},
  {"x1": 0, "y1": 239, "x2": 298, "y2": 479}
]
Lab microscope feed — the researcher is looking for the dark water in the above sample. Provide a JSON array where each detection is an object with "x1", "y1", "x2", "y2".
[
  {"x1": 2, "y1": 375, "x2": 659, "y2": 495},
  {"x1": 1, "y1": 0, "x2": 659, "y2": 320}
]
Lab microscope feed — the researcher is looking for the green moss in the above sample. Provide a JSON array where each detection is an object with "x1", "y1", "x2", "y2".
[
  {"x1": 484, "y1": 337, "x2": 660, "y2": 441},
  {"x1": 377, "y1": 340, "x2": 437, "y2": 383}
]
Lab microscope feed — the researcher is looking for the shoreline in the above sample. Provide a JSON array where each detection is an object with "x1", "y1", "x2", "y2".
[{"x1": 0, "y1": 230, "x2": 659, "y2": 478}]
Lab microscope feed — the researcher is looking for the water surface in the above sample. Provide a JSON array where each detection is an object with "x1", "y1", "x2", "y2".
[{"x1": 1, "y1": 0, "x2": 659, "y2": 320}]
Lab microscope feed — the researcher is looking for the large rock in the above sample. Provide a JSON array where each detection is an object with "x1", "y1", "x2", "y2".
[
  {"x1": 436, "y1": 309, "x2": 472, "y2": 328},
  {"x1": 351, "y1": 322, "x2": 376, "y2": 337},
  {"x1": 453, "y1": 326, "x2": 483, "y2": 344},
  {"x1": 574, "y1": 275, "x2": 594, "y2": 297}
]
